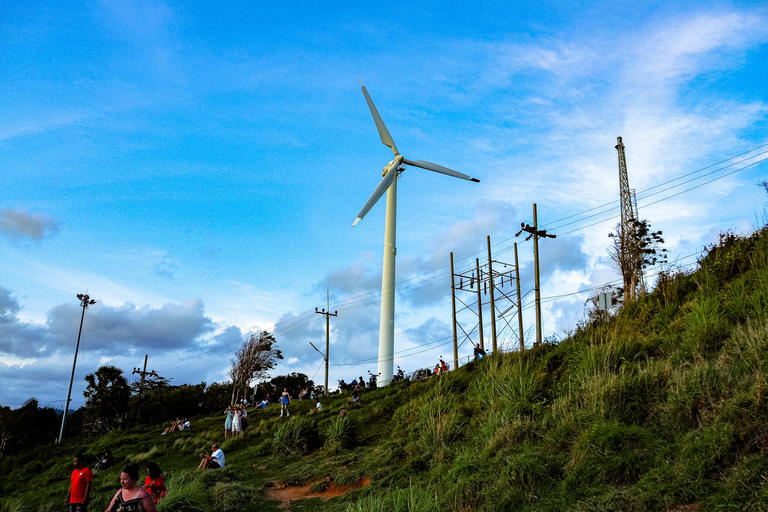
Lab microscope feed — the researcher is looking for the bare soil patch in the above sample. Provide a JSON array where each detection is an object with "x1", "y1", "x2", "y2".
[
  {"x1": 265, "y1": 477, "x2": 370, "y2": 506},
  {"x1": 667, "y1": 505, "x2": 700, "y2": 511}
]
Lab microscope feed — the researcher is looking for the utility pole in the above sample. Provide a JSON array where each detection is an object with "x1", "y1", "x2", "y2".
[
  {"x1": 475, "y1": 258, "x2": 484, "y2": 351},
  {"x1": 514, "y1": 243, "x2": 524, "y2": 350},
  {"x1": 313, "y1": 291, "x2": 337, "y2": 396},
  {"x1": 450, "y1": 253, "x2": 459, "y2": 372},
  {"x1": 518, "y1": 204, "x2": 556, "y2": 346},
  {"x1": 132, "y1": 355, "x2": 159, "y2": 425},
  {"x1": 453, "y1": 243, "x2": 522, "y2": 361},
  {"x1": 58, "y1": 293, "x2": 96, "y2": 444},
  {"x1": 486, "y1": 236, "x2": 498, "y2": 351}
]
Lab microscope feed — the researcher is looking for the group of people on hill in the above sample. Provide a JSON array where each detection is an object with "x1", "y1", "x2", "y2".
[
  {"x1": 67, "y1": 453, "x2": 167, "y2": 512},
  {"x1": 223, "y1": 404, "x2": 248, "y2": 437},
  {"x1": 160, "y1": 417, "x2": 190, "y2": 435}
]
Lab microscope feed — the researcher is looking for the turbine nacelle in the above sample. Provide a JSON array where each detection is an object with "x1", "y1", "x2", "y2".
[{"x1": 383, "y1": 159, "x2": 402, "y2": 177}]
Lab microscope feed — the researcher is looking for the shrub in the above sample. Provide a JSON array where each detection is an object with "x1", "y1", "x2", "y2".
[
  {"x1": 272, "y1": 418, "x2": 319, "y2": 457},
  {"x1": 323, "y1": 417, "x2": 355, "y2": 453}
]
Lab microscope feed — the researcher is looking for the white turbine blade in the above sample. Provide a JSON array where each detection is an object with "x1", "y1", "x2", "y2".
[
  {"x1": 403, "y1": 158, "x2": 480, "y2": 183},
  {"x1": 352, "y1": 166, "x2": 398, "y2": 226},
  {"x1": 361, "y1": 83, "x2": 399, "y2": 156}
]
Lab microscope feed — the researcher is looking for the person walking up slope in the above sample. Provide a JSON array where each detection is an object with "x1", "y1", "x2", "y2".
[{"x1": 280, "y1": 388, "x2": 291, "y2": 417}]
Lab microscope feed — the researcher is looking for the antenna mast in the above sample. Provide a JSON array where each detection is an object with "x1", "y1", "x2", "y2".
[{"x1": 616, "y1": 137, "x2": 640, "y2": 302}]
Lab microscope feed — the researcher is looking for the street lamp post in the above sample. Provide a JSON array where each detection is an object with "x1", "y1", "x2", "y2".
[{"x1": 57, "y1": 293, "x2": 96, "y2": 444}]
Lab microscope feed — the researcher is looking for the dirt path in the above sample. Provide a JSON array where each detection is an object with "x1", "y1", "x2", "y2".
[{"x1": 265, "y1": 477, "x2": 370, "y2": 507}]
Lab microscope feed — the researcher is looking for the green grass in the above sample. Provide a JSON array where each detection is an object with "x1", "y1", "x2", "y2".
[{"x1": 5, "y1": 227, "x2": 768, "y2": 511}]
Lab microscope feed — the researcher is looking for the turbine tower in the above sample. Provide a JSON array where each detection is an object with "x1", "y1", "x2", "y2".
[{"x1": 353, "y1": 82, "x2": 479, "y2": 386}]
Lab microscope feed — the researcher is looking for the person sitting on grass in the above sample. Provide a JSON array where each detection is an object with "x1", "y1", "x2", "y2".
[
  {"x1": 299, "y1": 388, "x2": 308, "y2": 400},
  {"x1": 348, "y1": 392, "x2": 360, "y2": 405},
  {"x1": 198, "y1": 443, "x2": 225, "y2": 469},
  {"x1": 94, "y1": 450, "x2": 113, "y2": 472},
  {"x1": 311, "y1": 399, "x2": 322, "y2": 413},
  {"x1": 144, "y1": 462, "x2": 167, "y2": 503},
  {"x1": 160, "y1": 418, "x2": 182, "y2": 436}
]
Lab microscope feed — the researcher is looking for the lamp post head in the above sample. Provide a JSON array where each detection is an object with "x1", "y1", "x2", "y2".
[{"x1": 77, "y1": 293, "x2": 97, "y2": 309}]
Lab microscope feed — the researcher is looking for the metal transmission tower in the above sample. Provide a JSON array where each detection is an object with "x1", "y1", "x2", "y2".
[
  {"x1": 616, "y1": 137, "x2": 641, "y2": 303},
  {"x1": 450, "y1": 239, "x2": 524, "y2": 369}
]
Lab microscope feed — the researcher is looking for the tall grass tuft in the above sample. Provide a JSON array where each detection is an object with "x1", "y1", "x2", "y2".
[
  {"x1": 157, "y1": 470, "x2": 208, "y2": 512},
  {"x1": 323, "y1": 416, "x2": 354, "y2": 453},
  {"x1": 35, "y1": 500, "x2": 57, "y2": 512},
  {"x1": 127, "y1": 444, "x2": 162, "y2": 463},
  {"x1": 470, "y1": 355, "x2": 542, "y2": 417},
  {"x1": 345, "y1": 484, "x2": 443, "y2": 512},
  {"x1": 272, "y1": 418, "x2": 319, "y2": 457},
  {"x1": 1, "y1": 499, "x2": 27, "y2": 512}
]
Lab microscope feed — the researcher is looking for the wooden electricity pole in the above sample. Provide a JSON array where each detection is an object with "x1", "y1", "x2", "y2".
[
  {"x1": 313, "y1": 291, "x2": 336, "y2": 396},
  {"x1": 450, "y1": 253, "x2": 459, "y2": 372},
  {"x1": 475, "y1": 258, "x2": 484, "y2": 351},
  {"x1": 518, "y1": 204, "x2": 556, "y2": 346},
  {"x1": 132, "y1": 355, "x2": 159, "y2": 425},
  {"x1": 514, "y1": 243, "x2": 524, "y2": 350}
]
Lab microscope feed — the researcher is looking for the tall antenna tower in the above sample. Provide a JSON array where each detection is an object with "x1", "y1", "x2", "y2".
[{"x1": 615, "y1": 137, "x2": 640, "y2": 302}]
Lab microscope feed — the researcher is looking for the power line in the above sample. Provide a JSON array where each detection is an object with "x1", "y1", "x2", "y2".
[{"x1": 155, "y1": 144, "x2": 767, "y2": 375}]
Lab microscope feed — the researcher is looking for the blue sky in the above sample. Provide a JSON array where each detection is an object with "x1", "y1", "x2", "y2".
[{"x1": 1, "y1": 0, "x2": 767, "y2": 409}]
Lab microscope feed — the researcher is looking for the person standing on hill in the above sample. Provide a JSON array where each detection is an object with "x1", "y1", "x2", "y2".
[
  {"x1": 280, "y1": 388, "x2": 291, "y2": 417},
  {"x1": 231, "y1": 404, "x2": 242, "y2": 437},
  {"x1": 224, "y1": 405, "x2": 233, "y2": 438},
  {"x1": 66, "y1": 453, "x2": 92, "y2": 512}
]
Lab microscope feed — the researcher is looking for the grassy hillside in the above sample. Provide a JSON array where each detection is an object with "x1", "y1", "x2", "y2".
[{"x1": 4, "y1": 227, "x2": 768, "y2": 511}]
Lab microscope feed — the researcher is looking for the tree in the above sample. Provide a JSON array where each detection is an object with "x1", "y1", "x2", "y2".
[
  {"x1": 0, "y1": 399, "x2": 58, "y2": 454},
  {"x1": 83, "y1": 365, "x2": 130, "y2": 434},
  {"x1": 255, "y1": 373, "x2": 315, "y2": 401},
  {"x1": 229, "y1": 331, "x2": 282, "y2": 405},
  {"x1": 608, "y1": 218, "x2": 668, "y2": 303},
  {"x1": 130, "y1": 372, "x2": 170, "y2": 396}
]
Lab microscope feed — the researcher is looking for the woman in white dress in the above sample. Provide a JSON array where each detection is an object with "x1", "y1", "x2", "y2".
[{"x1": 231, "y1": 405, "x2": 242, "y2": 437}]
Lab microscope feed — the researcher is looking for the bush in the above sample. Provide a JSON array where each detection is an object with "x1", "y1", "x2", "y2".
[
  {"x1": 272, "y1": 418, "x2": 319, "y2": 457},
  {"x1": 323, "y1": 417, "x2": 355, "y2": 453}
]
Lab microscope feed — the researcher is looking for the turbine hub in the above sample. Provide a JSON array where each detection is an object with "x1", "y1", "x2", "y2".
[{"x1": 382, "y1": 158, "x2": 404, "y2": 177}]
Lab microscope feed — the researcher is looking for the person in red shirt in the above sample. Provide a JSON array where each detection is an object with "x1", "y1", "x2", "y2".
[
  {"x1": 66, "y1": 453, "x2": 92, "y2": 512},
  {"x1": 144, "y1": 462, "x2": 167, "y2": 503}
]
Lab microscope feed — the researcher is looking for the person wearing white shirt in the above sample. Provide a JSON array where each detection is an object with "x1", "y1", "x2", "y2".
[{"x1": 198, "y1": 443, "x2": 225, "y2": 469}]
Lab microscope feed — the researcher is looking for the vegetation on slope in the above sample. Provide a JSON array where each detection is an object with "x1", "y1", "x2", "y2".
[{"x1": 3, "y1": 227, "x2": 768, "y2": 511}]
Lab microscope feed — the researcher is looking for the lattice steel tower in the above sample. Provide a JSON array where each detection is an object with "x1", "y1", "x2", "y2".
[{"x1": 615, "y1": 136, "x2": 640, "y2": 302}]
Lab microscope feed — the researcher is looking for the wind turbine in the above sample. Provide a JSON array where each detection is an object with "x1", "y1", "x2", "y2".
[{"x1": 353, "y1": 82, "x2": 480, "y2": 386}]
